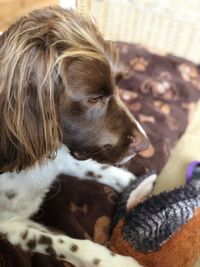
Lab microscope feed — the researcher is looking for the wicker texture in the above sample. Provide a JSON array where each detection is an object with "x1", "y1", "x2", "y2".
[{"x1": 77, "y1": 0, "x2": 200, "y2": 63}]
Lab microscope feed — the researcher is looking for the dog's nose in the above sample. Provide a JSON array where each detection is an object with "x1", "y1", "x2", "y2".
[{"x1": 128, "y1": 130, "x2": 150, "y2": 154}]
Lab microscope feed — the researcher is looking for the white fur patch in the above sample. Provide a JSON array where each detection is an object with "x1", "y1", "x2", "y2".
[{"x1": 126, "y1": 174, "x2": 157, "y2": 211}]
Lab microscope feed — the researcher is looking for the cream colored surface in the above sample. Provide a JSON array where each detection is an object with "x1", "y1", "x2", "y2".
[
  {"x1": 194, "y1": 257, "x2": 200, "y2": 266},
  {"x1": 152, "y1": 101, "x2": 200, "y2": 267},
  {"x1": 153, "y1": 100, "x2": 200, "y2": 194}
]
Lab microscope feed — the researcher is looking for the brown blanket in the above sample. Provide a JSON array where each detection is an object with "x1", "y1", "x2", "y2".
[{"x1": 1, "y1": 42, "x2": 200, "y2": 266}]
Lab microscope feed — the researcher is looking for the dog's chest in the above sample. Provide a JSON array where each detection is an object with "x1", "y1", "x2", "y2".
[
  {"x1": 0, "y1": 167, "x2": 57, "y2": 219},
  {"x1": 0, "y1": 146, "x2": 86, "y2": 219},
  {"x1": 0, "y1": 150, "x2": 72, "y2": 219}
]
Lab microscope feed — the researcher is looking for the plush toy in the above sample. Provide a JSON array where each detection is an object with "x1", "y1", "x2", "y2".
[{"x1": 109, "y1": 163, "x2": 200, "y2": 267}]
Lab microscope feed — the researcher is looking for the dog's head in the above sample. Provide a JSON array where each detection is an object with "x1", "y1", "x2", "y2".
[{"x1": 0, "y1": 6, "x2": 149, "y2": 172}]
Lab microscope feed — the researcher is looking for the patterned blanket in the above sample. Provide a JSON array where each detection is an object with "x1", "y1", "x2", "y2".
[{"x1": 1, "y1": 42, "x2": 200, "y2": 266}]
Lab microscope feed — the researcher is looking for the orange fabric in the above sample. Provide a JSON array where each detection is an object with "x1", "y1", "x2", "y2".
[{"x1": 109, "y1": 208, "x2": 200, "y2": 267}]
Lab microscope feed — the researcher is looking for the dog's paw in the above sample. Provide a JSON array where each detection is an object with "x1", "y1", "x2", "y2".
[
  {"x1": 98, "y1": 166, "x2": 136, "y2": 192},
  {"x1": 77, "y1": 241, "x2": 141, "y2": 267},
  {"x1": 103, "y1": 254, "x2": 142, "y2": 267},
  {"x1": 76, "y1": 256, "x2": 141, "y2": 267}
]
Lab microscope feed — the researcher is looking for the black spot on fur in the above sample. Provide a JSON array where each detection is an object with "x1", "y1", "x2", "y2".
[
  {"x1": 59, "y1": 239, "x2": 64, "y2": 243},
  {"x1": 26, "y1": 239, "x2": 36, "y2": 250},
  {"x1": 86, "y1": 171, "x2": 102, "y2": 179},
  {"x1": 0, "y1": 233, "x2": 7, "y2": 239},
  {"x1": 111, "y1": 252, "x2": 116, "y2": 256},
  {"x1": 70, "y1": 244, "x2": 78, "y2": 252},
  {"x1": 86, "y1": 171, "x2": 95, "y2": 178},
  {"x1": 5, "y1": 190, "x2": 16, "y2": 199},
  {"x1": 46, "y1": 246, "x2": 57, "y2": 257},
  {"x1": 21, "y1": 230, "x2": 28, "y2": 240},
  {"x1": 101, "y1": 165, "x2": 110, "y2": 170},
  {"x1": 38, "y1": 235, "x2": 52, "y2": 245},
  {"x1": 59, "y1": 254, "x2": 66, "y2": 259},
  {"x1": 93, "y1": 258, "x2": 101, "y2": 265}
]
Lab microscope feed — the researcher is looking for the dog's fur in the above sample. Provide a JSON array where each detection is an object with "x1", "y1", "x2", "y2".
[{"x1": 0, "y1": 6, "x2": 150, "y2": 267}]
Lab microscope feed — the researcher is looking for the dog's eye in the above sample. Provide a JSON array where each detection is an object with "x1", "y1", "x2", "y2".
[{"x1": 87, "y1": 96, "x2": 104, "y2": 105}]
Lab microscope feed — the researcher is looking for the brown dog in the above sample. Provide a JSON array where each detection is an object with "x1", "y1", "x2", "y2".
[{"x1": 0, "y1": 6, "x2": 149, "y2": 266}]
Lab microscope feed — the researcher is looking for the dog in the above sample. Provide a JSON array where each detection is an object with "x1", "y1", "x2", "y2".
[{"x1": 0, "y1": 6, "x2": 151, "y2": 267}]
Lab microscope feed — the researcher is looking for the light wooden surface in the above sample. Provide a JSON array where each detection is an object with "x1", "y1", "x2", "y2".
[{"x1": 0, "y1": 0, "x2": 59, "y2": 31}]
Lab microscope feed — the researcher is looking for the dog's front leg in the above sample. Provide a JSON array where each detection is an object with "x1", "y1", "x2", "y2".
[
  {"x1": 58, "y1": 149, "x2": 137, "y2": 192},
  {"x1": 0, "y1": 218, "x2": 141, "y2": 267}
]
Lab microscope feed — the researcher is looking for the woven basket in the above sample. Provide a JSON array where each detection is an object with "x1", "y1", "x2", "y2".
[{"x1": 76, "y1": 0, "x2": 200, "y2": 63}]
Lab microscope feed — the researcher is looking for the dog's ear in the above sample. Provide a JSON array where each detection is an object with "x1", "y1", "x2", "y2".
[{"x1": 0, "y1": 19, "x2": 64, "y2": 172}]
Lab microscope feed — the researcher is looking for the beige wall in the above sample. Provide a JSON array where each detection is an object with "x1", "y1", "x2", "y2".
[{"x1": 0, "y1": 0, "x2": 59, "y2": 31}]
